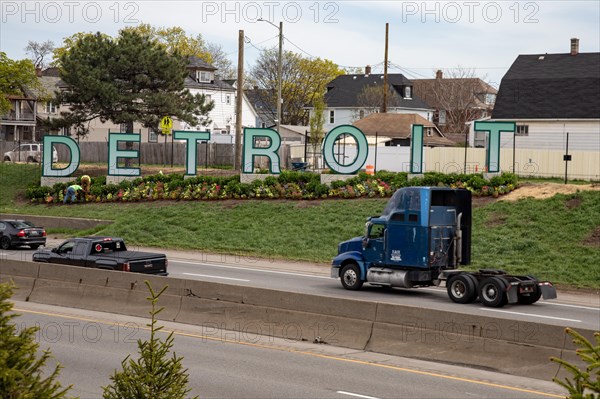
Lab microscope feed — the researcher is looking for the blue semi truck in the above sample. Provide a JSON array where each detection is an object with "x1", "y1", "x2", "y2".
[{"x1": 331, "y1": 187, "x2": 557, "y2": 307}]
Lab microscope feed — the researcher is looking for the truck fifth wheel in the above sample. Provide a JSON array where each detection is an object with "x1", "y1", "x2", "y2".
[{"x1": 330, "y1": 187, "x2": 557, "y2": 307}]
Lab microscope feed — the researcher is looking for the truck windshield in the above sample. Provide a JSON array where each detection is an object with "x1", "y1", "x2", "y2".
[{"x1": 382, "y1": 189, "x2": 420, "y2": 215}]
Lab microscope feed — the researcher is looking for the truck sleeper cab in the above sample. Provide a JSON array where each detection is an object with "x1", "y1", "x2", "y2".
[{"x1": 331, "y1": 187, "x2": 556, "y2": 307}]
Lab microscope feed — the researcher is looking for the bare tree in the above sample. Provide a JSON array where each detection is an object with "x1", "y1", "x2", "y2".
[
  {"x1": 206, "y1": 42, "x2": 236, "y2": 79},
  {"x1": 25, "y1": 40, "x2": 55, "y2": 69},
  {"x1": 248, "y1": 48, "x2": 343, "y2": 126},
  {"x1": 353, "y1": 84, "x2": 402, "y2": 120},
  {"x1": 412, "y1": 67, "x2": 495, "y2": 135}
]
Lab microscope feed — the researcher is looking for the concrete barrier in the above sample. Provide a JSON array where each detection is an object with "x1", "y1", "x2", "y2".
[
  {"x1": 0, "y1": 259, "x2": 593, "y2": 380},
  {"x1": 367, "y1": 303, "x2": 581, "y2": 379},
  {"x1": 0, "y1": 213, "x2": 112, "y2": 230},
  {"x1": 0, "y1": 259, "x2": 39, "y2": 300}
]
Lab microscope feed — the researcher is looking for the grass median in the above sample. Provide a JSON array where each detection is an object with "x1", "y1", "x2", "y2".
[{"x1": 1, "y1": 163, "x2": 598, "y2": 288}]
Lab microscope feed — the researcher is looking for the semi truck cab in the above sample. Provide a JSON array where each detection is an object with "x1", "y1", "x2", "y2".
[{"x1": 331, "y1": 186, "x2": 556, "y2": 307}]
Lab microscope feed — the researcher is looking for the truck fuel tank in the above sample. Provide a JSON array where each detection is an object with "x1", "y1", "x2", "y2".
[{"x1": 367, "y1": 267, "x2": 414, "y2": 288}]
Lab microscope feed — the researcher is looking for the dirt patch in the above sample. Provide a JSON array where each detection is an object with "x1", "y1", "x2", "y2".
[
  {"x1": 583, "y1": 226, "x2": 600, "y2": 248},
  {"x1": 565, "y1": 197, "x2": 583, "y2": 209},
  {"x1": 472, "y1": 195, "x2": 498, "y2": 208},
  {"x1": 500, "y1": 182, "x2": 600, "y2": 201},
  {"x1": 486, "y1": 212, "x2": 507, "y2": 227},
  {"x1": 295, "y1": 201, "x2": 323, "y2": 209}
]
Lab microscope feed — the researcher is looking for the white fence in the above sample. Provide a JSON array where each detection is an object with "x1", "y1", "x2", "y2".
[{"x1": 290, "y1": 144, "x2": 600, "y2": 180}]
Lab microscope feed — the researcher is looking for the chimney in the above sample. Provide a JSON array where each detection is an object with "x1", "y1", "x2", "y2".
[
  {"x1": 365, "y1": 65, "x2": 371, "y2": 75},
  {"x1": 435, "y1": 69, "x2": 443, "y2": 79},
  {"x1": 570, "y1": 38, "x2": 579, "y2": 55}
]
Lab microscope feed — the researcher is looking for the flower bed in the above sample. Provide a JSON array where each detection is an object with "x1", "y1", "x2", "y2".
[{"x1": 26, "y1": 171, "x2": 518, "y2": 204}]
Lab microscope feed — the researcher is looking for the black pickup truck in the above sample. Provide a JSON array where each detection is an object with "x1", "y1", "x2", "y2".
[{"x1": 32, "y1": 236, "x2": 168, "y2": 276}]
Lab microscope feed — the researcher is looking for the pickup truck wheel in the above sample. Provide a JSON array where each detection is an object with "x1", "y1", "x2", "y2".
[
  {"x1": 447, "y1": 274, "x2": 478, "y2": 304},
  {"x1": 0, "y1": 236, "x2": 11, "y2": 250},
  {"x1": 479, "y1": 277, "x2": 508, "y2": 307},
  {"x1": 518, "y1": 282, "x2": 542, "y2": 305},
  {"x1": 340, "y1": 263, "x2": 363, "y2": 290}
]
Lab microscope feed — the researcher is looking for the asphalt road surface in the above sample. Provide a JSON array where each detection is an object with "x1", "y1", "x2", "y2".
[
  {"x1": 12, "y1": 301, "x2": 565, "y2": 399},
  {"x1": 3, "y1": 243, "x2": 599, "y2": 332}
]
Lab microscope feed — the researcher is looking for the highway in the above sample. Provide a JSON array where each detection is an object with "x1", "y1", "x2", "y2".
[
  {"x1": 3, "y1": 242, "x2": 598, "y2": 331},
  {"x1": 12, "y1": 300, "x2": 565, "y2": 398}
]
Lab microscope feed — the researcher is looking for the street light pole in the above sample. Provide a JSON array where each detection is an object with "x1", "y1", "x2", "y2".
[
  {"x1": 258, "y1": 18, "x2": 283, "y2": 136},
  {"x1": 276, "y1": 21, "x2": 283, "y2": 136}
]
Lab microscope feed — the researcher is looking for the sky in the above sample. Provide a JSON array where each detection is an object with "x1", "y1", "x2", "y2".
[{"x1": 1, "y1": 0, "x2": 599, "y2": 87}]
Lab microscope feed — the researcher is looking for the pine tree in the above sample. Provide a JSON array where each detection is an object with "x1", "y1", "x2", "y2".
[
  {"x1": 0, "y1": 281, "x2": 72, "y2": 399},
  {"x1": 103, "y1": 281, "x2": 198, "y2": 399},
  {"x1": 551, "y1": 327, "x2": 600, "y2": 399},
  {"x1": 56, "y1": 29, "x2": 214, "y2": 139}
]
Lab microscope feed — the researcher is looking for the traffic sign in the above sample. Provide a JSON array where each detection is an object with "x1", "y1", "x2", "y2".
[{"x1": 160, "y1": 116, "x2": 173, "y2": 135}]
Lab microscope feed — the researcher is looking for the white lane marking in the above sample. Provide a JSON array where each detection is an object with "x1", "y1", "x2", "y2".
[
  {"x1": 415, "y1": 288, "x2": 599, "y2": 311},
  {"x1": 479, "y1": 308, "x2": 582, "y2": 323},
  {"x1": 182, "y1": 273, "x2": 250, "y2": 282},
  {"x1": 542, "y1": 302, "x2": 600, "y2": 311},
  {"x1": 337, "y1": 391, "x2": 381, "y2": 399},
  {"x1": 175, "y1": 259, "x2": 331, "y2": 279}
]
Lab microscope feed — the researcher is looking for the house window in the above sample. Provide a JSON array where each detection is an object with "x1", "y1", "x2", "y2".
[
  {"x1": 148, "y1": 128, "x2": 158, "y2": 143},
  {"x1": 404, "y1": 86, "x2": 412, "y2": 99},
  {"x1": 45, "y1": 102, "x2": 57, "y2": 114},
  {"x1": 205, "y1": 94, "x2": 212, "y2": 102},
  {"x1": 516, "y1": 125, "x2": 529, "y2": 136},
  {"x1": 226, "y1": 94, "x2": 231, "y2": 104},
  {"x1": 439, "y1": 110, "x2": 446, "y2": 125},
  {"x1": 485, "y1": 93, "x2": 496, "y2": 105},
  {"x1": 196, "y1": 70, "x2": 212, "y2": 83},
  {"x1": 329, "y1": 110, "x2": 335, "y2": 124}
]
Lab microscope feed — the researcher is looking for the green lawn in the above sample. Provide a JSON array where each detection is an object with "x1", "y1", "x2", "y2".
[{"x1": 2, "y1": 163, "x2": 598, "y2": 288}]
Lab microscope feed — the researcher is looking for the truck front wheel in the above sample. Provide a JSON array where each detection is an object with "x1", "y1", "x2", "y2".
[
  {"x1": 479, "y1": 277, "x2": 508, "y2": 307},
  {"x1": 447, "y1": 274, "x2": 478, "y2": 304},
  {"x1": 340, "y1": 263, "x2": 363, "y2": 290}
]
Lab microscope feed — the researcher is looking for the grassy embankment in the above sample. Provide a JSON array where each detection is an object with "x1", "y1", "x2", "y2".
[{"x1": 1, "y1": 163, "x2": 598, "y2": 288}]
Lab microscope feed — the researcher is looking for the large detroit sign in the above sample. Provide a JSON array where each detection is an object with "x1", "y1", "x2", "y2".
[
  {"x1": 42, "y1": 125, "x2": 370, "y2": 177},
  {"x1": 41, "y1": 122, "x2": 515, "y2": 178}
]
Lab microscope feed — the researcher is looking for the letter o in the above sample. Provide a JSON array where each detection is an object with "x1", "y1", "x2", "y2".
[{"x1": 322, "y1": 125, "x2": 369, "y2": 174}]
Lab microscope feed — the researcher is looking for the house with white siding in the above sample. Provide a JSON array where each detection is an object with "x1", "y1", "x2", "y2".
[
  {"x1": 473, "y1": 39, "x2": 600, "y2": 152},
  {"x1": 33, "y1": 58, "x2": 257, "y2": 143}
]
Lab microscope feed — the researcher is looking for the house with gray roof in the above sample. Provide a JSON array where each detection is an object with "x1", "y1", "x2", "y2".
[
  {"x1": 474, "y1": 38, "x2": 600, "y2": 151},
  {"x1": 312, "y1": 66, "x2": 434, "y2": 132}
]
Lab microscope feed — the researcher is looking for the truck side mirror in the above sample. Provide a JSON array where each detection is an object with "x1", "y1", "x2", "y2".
[
  {"x1": 51, "y1": 247, "x2": 58, "y2": 253},
  {"x1": 362, "y1": 237, "x2": 369, "y2": 249}
]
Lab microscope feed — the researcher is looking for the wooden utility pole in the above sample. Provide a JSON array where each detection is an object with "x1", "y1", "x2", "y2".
[
  {"x1": 235, "y1": 30, "x2": 244, "y2": 171},
  {"x1": 382, "y1": 23, "x2": 389, "y2": 113}
]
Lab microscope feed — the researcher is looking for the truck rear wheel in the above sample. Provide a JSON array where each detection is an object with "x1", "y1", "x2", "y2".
[
  {"x1": 447, "y1": 274, "x2": 478, "y2": 304},
  {"x1": 479, "y1": 277, "x2": 508, "y2": 307},
  {"x1": 340, "y1": 263, "x2": 363, "y2": 291}
]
